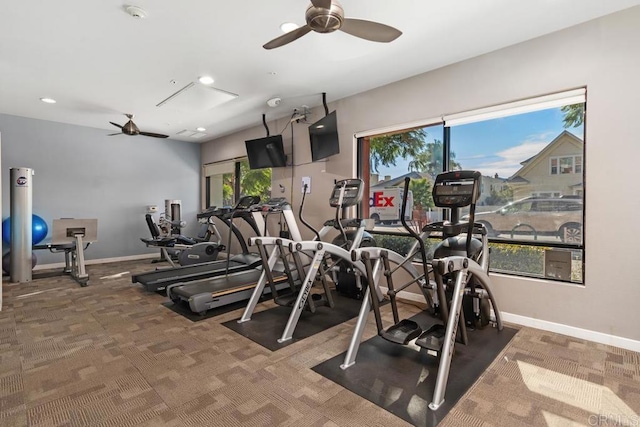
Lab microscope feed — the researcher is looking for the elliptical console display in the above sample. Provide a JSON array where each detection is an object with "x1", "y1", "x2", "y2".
[{"x1": 329, "y1": 179, "x2": 364, "y2": 208}]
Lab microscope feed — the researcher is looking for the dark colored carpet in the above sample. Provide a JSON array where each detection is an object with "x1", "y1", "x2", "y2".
[
  {"x1": 312, "y1": 311, "x2": 517, "y2": 426},
  {"x1": 222, "y1": 290, "x2": 365, "y2": 351}
]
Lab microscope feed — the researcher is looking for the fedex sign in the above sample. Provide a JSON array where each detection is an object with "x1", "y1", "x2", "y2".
[
  {"x1": 369, "y1": 187, "x2": 413, "y2": 224},
  {"x1": 370, "y1": 191, "x2": 395, "y2": 207}
]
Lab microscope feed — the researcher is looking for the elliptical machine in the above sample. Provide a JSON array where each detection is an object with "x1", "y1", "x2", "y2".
[
  {"x1": 238, "y1": 178, "x2": 376, "y2": 343},
  {"x1": 341, "y1": 171, "x2": 504, "y2": 411},
  {"x1": 322, "y1": 179, "x2": 376, "y2": 299}
]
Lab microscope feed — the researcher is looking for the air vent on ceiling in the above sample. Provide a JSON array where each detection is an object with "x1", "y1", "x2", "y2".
[
  {"x1": 176, "y1": 130, "x2": 207, "y2": 139},
  {"x1": 156, "y1": 82, "x2": 238, "y2": 110}
]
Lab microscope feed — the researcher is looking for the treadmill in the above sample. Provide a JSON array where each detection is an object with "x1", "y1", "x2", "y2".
[
  {"x1": 166, "y1": 198, "x2": 304, "y2": 315},
  {"x1": 132, "y1": 196, "x2": 264, "y2": 292}
]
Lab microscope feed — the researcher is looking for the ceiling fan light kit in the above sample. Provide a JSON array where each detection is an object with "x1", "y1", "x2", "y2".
[{"x1": 263, "y1": 0, "x2": 402, "y2": 49}]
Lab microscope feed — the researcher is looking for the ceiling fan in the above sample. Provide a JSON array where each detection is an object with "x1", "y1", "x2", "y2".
[
  {"x1": 263, "y1": 0, "x2": 402, "y2": 50},
  {"x1": 108, "y1": 114, "x2": 169, "y2": 138}
]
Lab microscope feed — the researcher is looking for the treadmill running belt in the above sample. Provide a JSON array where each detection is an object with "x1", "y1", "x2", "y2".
[
  {"x1": 170, "y1": 269, "x2": 282, "y2": 298},
  {"x1": 132, "y1": 259, "x2": 251, "y2": 292}
]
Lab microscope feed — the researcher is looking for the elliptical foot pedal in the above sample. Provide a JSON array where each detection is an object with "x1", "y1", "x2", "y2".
[
  {"x1": 310, "y1": 293, "x2": 331, "y2": 307},
  {"x1": 274, "y1": 295, "x2": 297, "y2": 307},
  {"x1": 415, "y1": 324, "x2": 446, "y2": 353},
  {"x1": 381, "y1": 319, "x2": 422, "y2": 345}
]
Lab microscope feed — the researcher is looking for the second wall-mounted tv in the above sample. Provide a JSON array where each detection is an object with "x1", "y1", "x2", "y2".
[
  {"x1": 309, "y1": 110, "x2": 340, "y2": 162},
  {"x1": 245, "y1": 135, "x2": 287, "y2": 169}
]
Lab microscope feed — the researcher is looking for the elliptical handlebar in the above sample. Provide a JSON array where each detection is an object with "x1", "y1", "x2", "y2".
[
  {"x1": 334, "y1": 181, "x2": 350, "y2": 247},
  {"x1": 465, "y1": 182, "x2": 479, "y2": 258},
  {"x1": 299, "y1": 183, "x2": 322, "y2": 241},
  {"x1": 400, "y1": 177, "x2": 429, "y2": 268}
]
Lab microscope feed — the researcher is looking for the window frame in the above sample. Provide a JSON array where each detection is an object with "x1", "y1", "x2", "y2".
[
  {"x1": 203, "y1": 157, "x2": 272, "y2": 209},
  {"x1": 355, "y1": 89, "x2": 586, "y2": 284},
  {"x1": 550, "y1": 155, "x2": 583, "y2": 175}
]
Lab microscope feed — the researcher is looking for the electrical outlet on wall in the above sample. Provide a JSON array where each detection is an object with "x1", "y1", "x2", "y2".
[{"x1": 302, "y1": 176, "x2": 311, "y2": 193}]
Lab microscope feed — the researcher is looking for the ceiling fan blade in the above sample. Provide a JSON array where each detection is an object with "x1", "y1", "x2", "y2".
[
  {"x1": 139, "y1": 131, "x2": 169, "y2": 138},
  {"x1": 263, "y1": 25, "x2": 312, "y2": 49},
  {"x1": 109, "y1": 121, "x2": 123, "y2": 129},
  {"x1": 340, "y1": 18, "x2": 402, "y2": 43},
  {"x1": 107, "y1": 133, "x2": 122, "y2": 136},
  {"x1": 310, "y1": 0, "x2": 332, "y2": 9}
]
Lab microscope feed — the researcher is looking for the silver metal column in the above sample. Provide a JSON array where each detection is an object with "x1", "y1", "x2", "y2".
[{"x1": 10, "y1": 167, "x2": 34, "y2": 283}]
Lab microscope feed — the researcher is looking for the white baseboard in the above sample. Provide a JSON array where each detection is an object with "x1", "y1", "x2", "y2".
[
  {"x1": 384, "y1": 287, "x2": 640, "y2": 353},
  {"x1": 34, "y1": 253, "x2": 158, "y2": 271},
  {"x1": 500, "y1": 312, "x2": 640, "y2": 353}
]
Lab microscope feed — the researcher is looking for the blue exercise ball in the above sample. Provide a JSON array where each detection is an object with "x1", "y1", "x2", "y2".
[
  {"x1": 2, "y1": 215, "x2": 49, "y2": 245},
  {"x1": 2, "y1": 251, "x2": 38, "y2": 275}
]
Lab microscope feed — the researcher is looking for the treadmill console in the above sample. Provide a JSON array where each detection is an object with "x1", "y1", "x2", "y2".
[
  {"x1": 254, "y1": 197, "x2": 291, "y2": 212},
  {"x1": 196, "y1": 206, "x2": 218, "y2": 220},
  {"x1": 235, "y1": 195, "x2": 261, "y2": 210},
  {"x1": 329, "y1": 179, "x2": 364, "y2": 208}
]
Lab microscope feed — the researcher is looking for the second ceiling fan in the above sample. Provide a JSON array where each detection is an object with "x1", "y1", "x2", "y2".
[
  {"x1": 263, "y1": 0, "x2": 402, "y2": 50},
  {"x1": 109, "y1": 114, "x2": 169, "y2": 138}
]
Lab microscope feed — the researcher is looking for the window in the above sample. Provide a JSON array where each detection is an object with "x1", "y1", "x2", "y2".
[
  {"x1": 204, "y1": 158, "x2": 272, "y2": 208},
  {"x1": 531, "y1": 191, "x2": 561, "y2": 198},
  {"x1": 357, "y1": 89, "x2": 585, "y2": 284},
  {"x1": 550, "y1": 155, "x2": 582, "y2": 175},
  {"x1": 357, "y1": 122, "x2": 444, "y2": 257},
  {"x1": 446, "y1": 90, "x2": 585, "y2": 283}
]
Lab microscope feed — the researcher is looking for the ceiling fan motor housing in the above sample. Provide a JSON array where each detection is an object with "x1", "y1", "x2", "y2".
[
  {"x1": 306, "y1": 1, "x2": 344, "y2": 33},
  {"x1": 123, "y1": 120, "x2": 140, "y2": 135}
]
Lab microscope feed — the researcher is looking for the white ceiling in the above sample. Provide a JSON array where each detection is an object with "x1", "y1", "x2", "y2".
[{"x1": 1, "y1": 0, "x2": 639, "y2": 143}]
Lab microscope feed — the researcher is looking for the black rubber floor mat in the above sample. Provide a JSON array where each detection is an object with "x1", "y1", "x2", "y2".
[
  {"x1": 222, "y1": 290, "x2": 365, "y2": 351},
  {"x1": 312, "y1": 311, "x2": 517, "y2": 426}
]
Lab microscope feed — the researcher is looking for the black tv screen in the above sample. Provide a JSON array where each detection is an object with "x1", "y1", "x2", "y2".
[
  {"x1": 245, "y1": 135, "x2": 287, "y2": 169},
  {"x1": 309, "y1": 110, "x2": 340, "y2": 161}
]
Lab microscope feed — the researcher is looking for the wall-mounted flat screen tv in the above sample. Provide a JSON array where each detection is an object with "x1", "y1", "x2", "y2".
[
  {"x1": 309, "y1": 110, "x2": 340, "y2": 161},
  {"x1": 245, "y1": 135, "x2": 287, "y2": 169}
]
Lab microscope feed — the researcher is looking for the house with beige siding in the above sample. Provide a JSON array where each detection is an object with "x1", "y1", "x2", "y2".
[{"x1": 508, "y1": 131, "x2": 584, "y2": 199}]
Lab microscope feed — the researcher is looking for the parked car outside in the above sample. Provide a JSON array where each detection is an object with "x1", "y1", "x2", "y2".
[{"x1": 470, "y1": 196, "x2": 583, "y2": 243}]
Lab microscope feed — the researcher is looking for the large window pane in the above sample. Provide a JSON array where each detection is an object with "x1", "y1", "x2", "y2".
[
  {"x1": 449, "y1": 102, "x2": 585, "y2": 284},
  {"x1": 205, "y1": 158, "x2": 272, "y2": 208},
  {"x1": 362, "y1": 124, "x2": 445, "y2": 234},
  {"x1": 449, "y1": 104, "x2": 584, "y2": 244},
  {"x1": 357, "y1": 95, "x2": 585, "y2": 284}
]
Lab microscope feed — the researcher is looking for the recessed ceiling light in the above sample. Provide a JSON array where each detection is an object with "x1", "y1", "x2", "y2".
[
  {"x1": 198, "y1": 76, "x2": 214, "y2": 85},
  {"x1": 280, "y1": 22, "x2": 299, "y2": 33},
  {"x1": 40, "y1": 98, "x2": 56, "y2": 104},
  {"x1": 196, "y1": 127, "x2": 206, "y2": 132}
]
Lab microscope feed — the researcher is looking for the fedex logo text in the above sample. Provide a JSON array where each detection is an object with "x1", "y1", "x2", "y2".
[{"x1": 370, "y1": 192, "x2": 395, "y2": 207}]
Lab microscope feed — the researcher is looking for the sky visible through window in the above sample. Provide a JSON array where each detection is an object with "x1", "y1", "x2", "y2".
[{"x1": 376, "y1": 107, "x2": 584, "y2": 180}]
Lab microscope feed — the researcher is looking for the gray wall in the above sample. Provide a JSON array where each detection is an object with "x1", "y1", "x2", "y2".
[
  {"x1": 0, "y1": 114, "x2": 201, "y2": 265},
  {"x1": 202, "y1": 6, "x2": 640, "y2": 341}
]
